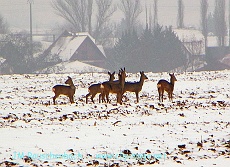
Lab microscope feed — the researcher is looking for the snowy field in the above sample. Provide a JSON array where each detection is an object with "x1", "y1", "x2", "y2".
[{"x1": 0, "y1": 70, "x2": 229, "y2": 167}]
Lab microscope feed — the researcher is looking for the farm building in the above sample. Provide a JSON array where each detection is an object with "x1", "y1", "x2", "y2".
[
  {"x1": 38, "y1": 31, "x2": 108, "y2": 73},
  {"x1": 173, "y1": 29, "x2": 230, "y2": 71},
  {"x1": 173, "y1": 29, "x2": 206, "y2": 71}
]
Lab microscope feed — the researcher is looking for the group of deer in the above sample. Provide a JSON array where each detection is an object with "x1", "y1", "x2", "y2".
[
  {"x1": 86, "y1": 68, "x2": 149, "y2": 104},
  {"x1": 52, "y1": 69, "x2": 177, "y2": 105}
]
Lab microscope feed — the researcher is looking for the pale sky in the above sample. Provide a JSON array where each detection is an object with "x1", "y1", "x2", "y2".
[{"x1": 0, "y1": 0, "x2": 226, "y2": 33}]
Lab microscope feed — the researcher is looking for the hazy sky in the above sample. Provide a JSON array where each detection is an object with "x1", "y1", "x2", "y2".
[{"x1": 0, "y1": 0, "x2": 225, "y2": 33}]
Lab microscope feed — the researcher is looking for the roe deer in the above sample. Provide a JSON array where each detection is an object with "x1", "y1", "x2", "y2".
[
  {"x1": 100, "y1": 68, "x2": 126, "y2": 104},
  {"x1": 157, "y1": 73, "x2": 177, "y2": 102},
  {"x1": 52, "y1": 76, "x2": 76, "y2": 105},
  {"x1": 123, "y1": 71, "x2": 148, "y2": 103},
  {"x1": 86, "y1": 72, "x2": 115, "y2": 104}
]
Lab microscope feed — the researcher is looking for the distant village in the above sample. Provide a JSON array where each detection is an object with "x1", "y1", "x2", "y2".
[
  {"x1": 1, "y1": 27, "x2": 230, "y2": 74},
  {"x1": 0, "y1": 0, "x2": 230, "y2": 74}
]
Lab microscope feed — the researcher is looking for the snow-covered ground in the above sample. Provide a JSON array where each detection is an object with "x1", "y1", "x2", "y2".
[{"x1": 0, "y1": 70, "x2": 229, "y2": 167}]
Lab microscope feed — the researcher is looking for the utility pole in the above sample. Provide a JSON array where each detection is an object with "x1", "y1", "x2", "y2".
[
  {"x1": 28, "y1": 0, "x2": 33, "y2": 59},
  {"x1": 229, "y1": 0, "x2": 230, "y2": 50},
  {"x1": 153, "y1": 0, "x2": 158, "y2": 29}
]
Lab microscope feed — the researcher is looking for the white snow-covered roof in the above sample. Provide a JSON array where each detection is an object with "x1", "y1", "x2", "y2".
[
  {"x1": 173, "y1": 29, "x2": 204, "y2": 42},
  {"x1": 173, "y1": 29, "x2": 205, "y2": 55},
  {"x1": 97, "y1": 45, "x2": 106, "y2": 57},
  {"x1": 74, "y1": 32, "x2": 95, "y2": 43},
  {"x1": 36, "y1": 60, "x2": 106, "y2": 74},
  {"x1": 50, "y1": 32, "x2": 106, "y2": 61},
  {"x1": 51, "y1": 36, "x2": 87, "y2": 61}
]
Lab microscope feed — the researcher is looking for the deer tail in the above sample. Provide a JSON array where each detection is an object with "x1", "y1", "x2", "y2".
[
  {"x1": 52, "y1": 87, "x2": 55, "y2": 92},
  {"x1": 100, "y1": 84, "x2": 104, "y2": 89},
  {"x1": 157, "y1": 83, "x2": 161, "y2": 89},
  {"x1": 88, "y1": 88, "x2": 90, "y2": 93}
]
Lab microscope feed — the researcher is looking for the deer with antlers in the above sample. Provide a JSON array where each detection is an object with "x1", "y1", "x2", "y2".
[
  {"x1": 123, "y1": 71, "x2": 148, "y2": 103},
  {"x1": 52, "y1": 76, "x2": 76, "y2": 105},
  {"x1": 86, "y1": 72, "x2": 115, "y2": 104},
  {"x1": 157, "y1": 73, "x2": 177, "y2": 102},
  {"x1": 100, "y1": 68, "x2": 126, "y2": 104}
]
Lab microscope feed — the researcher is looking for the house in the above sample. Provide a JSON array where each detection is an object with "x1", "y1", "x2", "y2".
[
  {"x1": 173, "y1": 29, "x2": 205, "y2": 56},
  {"x1": 173, "y1": 29, "x2": 206, "y2": 71},
  {"x1": 200, "y1": 34, "x2": 230, "y2": 71},
  {"x1": 39, "y1": 31, "x2": 108, "y2": 73},
  {"x1": 206, "y1": 35, "x2": 229, "y2": 60}
]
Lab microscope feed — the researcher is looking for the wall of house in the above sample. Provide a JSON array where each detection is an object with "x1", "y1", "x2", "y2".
[
  {"x1": 207, "y1": 46, "x2": 229, "y2": 60},
  {"x1": 70, "y1": 37, "x2": 107, "y2": 68}
]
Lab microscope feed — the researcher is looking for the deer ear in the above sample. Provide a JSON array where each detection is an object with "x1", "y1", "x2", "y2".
[
  {"x1": 68, "y1": 76, "x2": 71, "y2": 79},
  {"x1": 108, "y1": 71, "x2": 111, "y2": 75},
  {"x1": 112, "y1": 71, "x2": 115, "y2": 75}
]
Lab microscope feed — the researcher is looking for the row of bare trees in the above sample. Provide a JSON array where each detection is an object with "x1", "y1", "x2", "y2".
[
  {"x1": 51, "y1": 0, "x2": 228, "y2": 46},
  {"x1": 51, "y1": 0, "x2": 143, "y2": 44},
  {"x1": 201, "y1": 0, "x2": 227, "y2": 48}
]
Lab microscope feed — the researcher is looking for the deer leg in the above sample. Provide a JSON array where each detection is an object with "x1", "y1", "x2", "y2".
[
  {"x1": 117, "y1": 93, "x2": 122, "y2": 105},
  {"x1": 91, "y1": 93, "x2": 96, "y2": 103},
  {"x1": 101, "y1": 92, "x2": 107, "y2": 103},
  {"x1": 158, "y1": 88, "x2": 161, "y2": 102},
  {"x1": 116, "y1": 94, "x2": 119, "y2": 103},
  {"x1": 70, "y1": 95, "x2": 74, "y2": 103},
  {"x1": 135, "y1": 92, "x2": 139, "y2": 103},
  {"x1": 170, "y1": 92, "x2": 173, "y2": 102},
  {"x1": 105, "y1": 93, "x2": 109, "y2": 103},
  {"x1": 168, "y1": 93, "x2": 171, "y2": 101},
  {"x1": 99, "y1": 94, "x2": 102, "y2": 103},
  {"x1": 161, "y1": 90, "x2": 164, "y2": 102},
  {"x1": 53, "y1": 94, "x2": 59, "y2": 105},
  {"x1": 86, "y1": 93, "x2": 91, "y2": 104}
]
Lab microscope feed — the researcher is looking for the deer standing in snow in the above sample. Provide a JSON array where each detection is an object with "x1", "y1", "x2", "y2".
[
  {"x1": 52, "y1": 76, "x2": 76, "y2": 105},
  {"x1": 123, "y1": 71, "x2": 148, "y2": 103},
  {"x1": 86, "y1": 72, "x2": 115, "y2": 104},
  {"x1": 100, "y1": 68, "x2": 126, "y2": 104},
  {"x1": 157, "y1": 73, "x2": 177, "y2": 102}
]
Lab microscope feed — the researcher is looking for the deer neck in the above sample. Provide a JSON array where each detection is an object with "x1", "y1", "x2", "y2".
[
  {"x1": 70, "y1": 84, "x2": 75, "y2": 90},
  {"x1": 170, "y1": 78, "x2": 175, "y2": 89},
  {"x1": 108, "y1": 78, "x2": 114, "y2": 83},
  {"x1": 120, "y1": 77, "x2": 125, "y2": 87},
  {"x1": 119, "y1": 75, "x2": 125, "y2": 93},
  {"x1": 139, "y1": 76, "x2": 145, "y2": 87}
]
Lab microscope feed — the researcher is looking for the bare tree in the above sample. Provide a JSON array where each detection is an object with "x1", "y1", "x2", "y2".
[
  {"x1": 52, "y1": 0, "x2": 116, "y2": 44},
  {"x1": 119, "y1": 0, "x2": 142, "y2": 31},
  {"x1": 200, "y1": 0, "x2": 208, "y2": 54},
  {"x1": 229, "y1": 0, "x2": 230, "y2": 49},
  {"x1": 88, "y1": 0, "x2": 93, "y2": 34},
  {"x1": 94, "y1": 0, "x2": 116, "y2": 40},
  {"x1": 153, "y1": 0, "x2": 158, "y2": 29},
  {"x1": 214, "y1": 0, "x2": 226, "y2": 47},
  {"x1": 52, "y1": 0, "x2": 89, "y2": 32},
  {"x1": 0, "y1": 14, "x2": 9, "y2": 34},
  {"x1": 177, "y1": 0, "x2": 184, "y2": 28}
]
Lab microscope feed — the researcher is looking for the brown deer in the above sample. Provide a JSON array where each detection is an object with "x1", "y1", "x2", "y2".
[
  {"x1": 86, "y1": 72, "x2": 115, "y2": 104},
  {"x1": 52, "y1": 76, "x2": 76, "y2": 105},
  {"x1": 123, "y1": 71, "x2": 148, "y2": 103},
  {"x1": 157, "y1": 73, "x2": 177, "y2": 102},
  {"x1": 100, "y1": 68, "x2": 126, "y2": 104}
]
